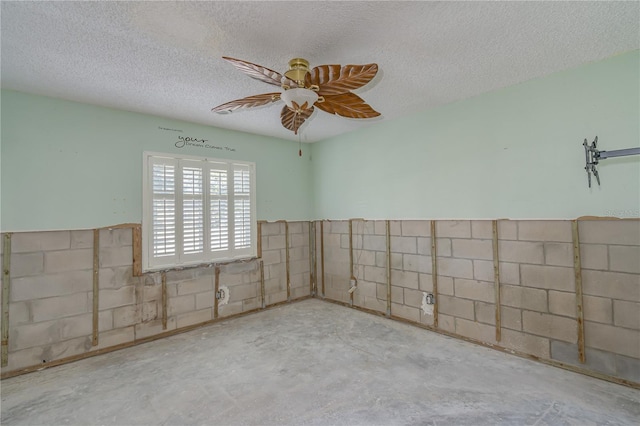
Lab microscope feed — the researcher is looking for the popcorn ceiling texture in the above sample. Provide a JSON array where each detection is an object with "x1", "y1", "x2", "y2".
[{"x1": 1, "y1": 1, "x2": 639, "y2": 142}]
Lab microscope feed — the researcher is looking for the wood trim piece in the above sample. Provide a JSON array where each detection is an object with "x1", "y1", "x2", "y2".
[
  {"x1": 309, "y1": 222, "x2": 315, "y2": 296},
  {"x1": 285, "y1": 221, "x2": 291, "y2": 302},
  {"x1": 214, "y1": 267, "x2": 220, "y2": 319},
  {"x1": 320, "y1": 221, "x2": 325, "y2": 298},
  {"x1": 260, "y1": 260, "x2": 266, "y2": 308},
  {"x1": 572, "y1": 220, "x2": 586, "y2": 364},
  {"x1": 257, "y1": 221, "x2": 263, "y2": 258},
  {"x1": 349, "y1": 219, "x2": 354, "y2": 306},
  {"x1": 492, "y1": 220, "x2": 502, "y2": 342},
  {"x1": 132, "y1": 225, "x2": 142, "y2": 277},
  {"x1": 92, "y1": 229, "x2": 100, "y2": 346},
  {"x1": 161, "y1": 272, "x2": 168, "y2": 330},
  {"x1": 430, "y1": 221, "x2": 439, "y2": 328},
  {"x1": 386, "y1": 220, "x2": 391, "y2": 317},
  {"x1": 2, "y1": 234, "x2": 11, "y2": 367}
]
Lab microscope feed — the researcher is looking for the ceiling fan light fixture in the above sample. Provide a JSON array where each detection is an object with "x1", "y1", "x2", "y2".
[{"x1": 281, "y1": 88, "x2": 318, "y2": 111}]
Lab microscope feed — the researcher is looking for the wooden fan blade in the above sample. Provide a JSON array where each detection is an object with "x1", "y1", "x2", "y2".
[
  {"x1": 305, "y1": 64, "x2": 378, "y2": 95},
  {"x1": 315, "y1": 93, "x2": 380, "y2": 119},
  {"x1": 280, "y1": 105, "x2": 314, "y2": 134},
  {"x1": 222, "y1": 57, "x2": 297, "y2": 87},
  {"x1": 212, "y1": 92, "x2": 281, "y2": 113}
]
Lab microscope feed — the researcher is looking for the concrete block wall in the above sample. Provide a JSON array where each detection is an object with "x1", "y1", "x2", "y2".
[
  {"x1": 318, "y1": 219, "x2": 640, "y2": 385},
  {"x1": 1, "y1": 221, "x2": 306, "y2": 376}
]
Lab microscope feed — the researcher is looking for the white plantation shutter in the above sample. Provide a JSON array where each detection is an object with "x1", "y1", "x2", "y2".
[{"x1": 143, "y1": 152, "x2": 255, "y2": 271}]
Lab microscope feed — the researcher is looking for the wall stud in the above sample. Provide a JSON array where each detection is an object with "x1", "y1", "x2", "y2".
[
  {"x1": 430, "y1": 221, "x2": 439, "y2": 328},
  {"x1": 492, "y1": 220, "x2": 502, "y2": 342},
  {"x1": 1, "y1": 234, "x2": 12, "y2": 367},
  {"x1": 572, "y1": 220, "x2": 586, "y2": 363}
]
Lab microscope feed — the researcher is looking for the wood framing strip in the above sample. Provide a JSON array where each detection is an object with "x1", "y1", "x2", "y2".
[
  {"x1": 257, "y1": 221, "x2": 264, "y2": 258},
  {"x1": 572, "y1": 220, "x2": 586, "y2": 364},
  {"x1": 285, "y1": 221, "x2": 291, "y2": 302},
  {"x1": 2, "y1": 234, "x2": 12, "y2": 367},
  {"x1": 161, "y1": 272, "x2": 168, "y2": 330},
  {"x1": 214, "y1": 267, "x2": 220, "y2": 319},
  {"x1": 349, "y1": 219, "x2": 354, "y2": 306},
  {"x1": 320, "y1": 221, "x2": 325, "y2": 298},
  {"x1": 260, "y1": 260, "x2": 266, "y2": 308},
  {"x1": 92, "y1": 229, "x2": 100, "y2": 346},
  {"x1": 386, "y1": 220, "x2": 392, "y2": 317},
  {"x1": 309, "y1": 222, "x2": 315, "y2": 296},
  {"x1": 492, "y1": 220, "x2": 502, "y2": 342},
  {"x1": 132, "y1": 225, "x2": 142, "y2": 277},
  {"x1": 430, "y1": 221, "x2": 439, "y2": 328}
]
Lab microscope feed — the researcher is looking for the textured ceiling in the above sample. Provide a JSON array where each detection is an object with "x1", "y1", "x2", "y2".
[{"x1": 2, "y1": 1, "x2": 639, "y2": 143}]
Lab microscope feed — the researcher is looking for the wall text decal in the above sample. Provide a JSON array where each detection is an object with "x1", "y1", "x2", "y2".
[{"x1": 174, "y1": 136, "x2": 236, "y2": 152}]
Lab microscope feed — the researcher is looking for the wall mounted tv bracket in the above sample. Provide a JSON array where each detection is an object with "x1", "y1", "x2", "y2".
[{"x1": 583, "y1": 137, "x2": 640, "y2": 188}]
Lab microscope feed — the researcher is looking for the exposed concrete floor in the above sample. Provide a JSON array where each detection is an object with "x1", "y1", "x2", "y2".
[{"x1": 1, "y1": 299, "x2": 639, "y2": 425}]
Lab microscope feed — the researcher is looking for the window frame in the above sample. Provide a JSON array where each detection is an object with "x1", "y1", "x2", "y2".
[{"x1": 142, "y1": 151, "x2": 257, "y2": 272}]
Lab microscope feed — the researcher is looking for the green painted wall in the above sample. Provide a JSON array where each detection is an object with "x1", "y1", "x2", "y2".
[
  {"x1": 1, "y1": 90, "x2": 313, "y2": 231},
  {"x1": 311, "y1": 50, "x2": 640, "y2": 220}
]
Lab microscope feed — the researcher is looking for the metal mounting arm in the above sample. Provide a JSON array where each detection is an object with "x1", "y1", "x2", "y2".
[{"x1": 583, "y1": 136, "x2": 640, "y2": 188}]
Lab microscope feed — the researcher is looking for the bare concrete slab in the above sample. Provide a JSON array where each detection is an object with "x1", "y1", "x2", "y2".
[{"x1": 1, "y1": 299, "x2": 639, "y2": 425}]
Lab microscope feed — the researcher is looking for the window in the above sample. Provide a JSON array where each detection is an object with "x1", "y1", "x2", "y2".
[{"x1": 142, "y1": 152, "x2": 256, "y2": 271}]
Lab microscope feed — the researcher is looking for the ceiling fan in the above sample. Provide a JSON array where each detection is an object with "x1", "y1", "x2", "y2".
[{"x1": 212, "y1": 57, "x2": 380, "y2": 135}]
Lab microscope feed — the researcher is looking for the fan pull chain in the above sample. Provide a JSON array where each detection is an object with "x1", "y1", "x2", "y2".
[{"x1": 298, "y1": 130, "x2": 302, "y2": 157}]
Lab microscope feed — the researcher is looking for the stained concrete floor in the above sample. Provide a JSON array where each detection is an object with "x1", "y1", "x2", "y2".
[{"x1": 1, "y1": 299, "x2": 639, "y2": 426}]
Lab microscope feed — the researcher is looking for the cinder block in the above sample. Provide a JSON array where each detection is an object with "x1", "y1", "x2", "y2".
[
  {"x1": 454, "y1": 279, "x2": 494, "y2": 303},
  {"x1": 96, "y1": 326, "x2": 135, "y2": 350},
  {"x1": 499, "y1": 262, "x2": 520, "y2": 285},
  {"x1": 437, "y1": 313, "x2": 455, "y2": 333},
  {"x1": 436, "y1": 221, "x2": 471, "y2": 239},
  {"x1": 363, "y1": 235, "x2": 387, "y2": 252},
  {"x1": 329, "y1": 221, "x2": 349, "y2": 234},
  {"x1": 50, "y1": 335, "x2": 93, "y2": 362},
  {"x1": 266, "y1": 290, "x2": 287, "y2": 305},
  {"x1": 375, "y1": 283, "x2": 389, "y2": 301},
  {"x1": 522, "y1": 311, "x2": 577, "y2": 343},
  {"x1": 364, "y1": 265, "x2": 386, "y2": 283},
  {"x1": 550, "y1": 340, "x2": 617, "y2": 376},
  {"x1": 291, "y1": 285, "x2": 310, "y2": 299},
  {"x1": 165, "y1": 268, "x2": 198, "y2": 283},
  {"x1": 31, "y1": 293, "x2": 89, "y2": 323},
  {"x1": 613, "y1": 300, "x2": 640, "y2": 330},
  {"x1": 501, "y1": 306, "x2": 523, "y2": 331},
  {"x1": 288, "y1": 222, "x2": 303, "y2": 235},
  {"x1": 497, "y1": 221, "x2": 518, "y2": 241},
  {"x1": 585, "y1": 321, "x2": 640, "y2": 358},
  {"x1": 243, "y1": 297, "x2": 260, "y2": 312},
  {"x1": 582, "y1": 270, "x2": 640, "y2": 302},
  {"x1": 579, "y1": 220, "x2": 640, "y2": 246},
  {"x1": 616, "y1": 355, "x2": 640, "y2": 383},
  {"x1": 501, "y1": 285, "x2": 547, "y2": 312},
  {"x1": 100, "y1": 286, "x2": 135, "y2": 310},
  {"x1": 518, "y1": 221, "x2": 572, "y2": 242},
  {"x1": 373, "y1": 221, "x2": 387, "y2": 236},
  {"x1": 452, "y1": 239, "x2": 493, "y2": 260},
  {"x1": 361, "y1": 295, "x2": 387, "y2": 313},
  {"x1": 11, "y1": 252, "x2": 45, "y2": 278},
  {"x1": 44, "y1": 249, "x2": 93, "y2": 273},
  {"x1": 391, "y1": 302, "x2": 419, "y2": 322},
  {"x1": 5, "y1": 346, "x2": 47, "y2": 372},
  {"x1": 99, "y1": 266, "x2": 136, "y2": 289},
  {"x1": 377, "y1": 252, "x2": 402, "y2": 269},
  {"x1": 609, "y1": 245, "x2": 640, "y2": 274},
  {"x1": 262, "y1": 222, "x2": 284, "y2": 236},
  {"x1": 228, "y1": 283, "x2": 258, "y2": 302},
  {"x1": 436, "y1": 238, "x2": 452, "y2": 257},
  {"x1": 402, "y1": 221, "x2": 430, "y2": 237},
  {"x1": 12, "y1": 231, "x2": 71, "y2": 253},
  {"x1": 135, "y1": 318, "x2": 176, "y2": 339},
  {"x1": 418, "y1": 274, "x2": 433, "y2": 292},
  {"x1": 391, "y1": 285, "x2": 403, "y2": 304},
  {"x1": 168, "y1": 294, "x2": 195, "y2": 316},
  {"x1": 262, "y1": 249, "x2": 281, "y2": 265},
  {"x1": 290, "y1": 259, "x2": 309, "y2": 275},
  {"x1": 474, "y1": 301, "x2": 497, "y2": 325},
  {"x1": 520, "y1": 264, "x2": 575, "y2": 292},
  {"x1": 355, "y1": 250, "x2": 376, "y2": 266},
  {"x1": 391, "y1": 270, "x2": 418, "y2": 289},
  {"x1": 437, "y1": 276, "x2": 454, "y2": 296},
  {"x1": 266, "y1": 235, "x2": 286, "y2": 250},
  {"x1": 438, "y1": 295, "x2": 474, "y2": 320},
  {"x1": 583, "y1": 295, "x2": 612, "y2": 324},
  {"x1": 544, "y1": 243, "x2": 574, "y2": 267},
  {"x1": 8, "y1": 301, "x2": 30, "y2": 324},
  {"x1": 59, "y1": 313, "x2": 93, "y2": 340},
  {"x1": 403, "y1": 254, "x2": 432, "y2": 274},
  {"x1": 11, "y1": 270, "x2": 92, "y2": 301},
  {"x1": 579, "y1": 244, "x2": 608, "y2": 271},
  {"x1": 195, "y1": 291, "x2": 215, "y2": 310},
  {"x1": 455, "y1": 318, "x2": 496, "y2": 344},
  {"x1": 289, "y1": 246, "x2": 305, "y2": 260},
  {"x1": 500, "y1": 329, "x2": 550, "y2": 359},
  {"x1": 177, "y1": 308, "x2": 212, "y2": 327},
  {"x1": 99, "y1": 310, "x2": 113, "y2": 331},
  {"x1": 473, "y1": 260, "x2": 495, "y2": 282},
  {"x1": 437, "y1": 258, "x2": 473, "y2": 279},
  {"x1": 99, "y1": 246, "x2": 132, "y2": 268},
  {"x1": 417, "y1": 237, "x2": 430, "y2": 256},
  {"x1": 498, "y1": 241, "x2": 544, "y2": 265},
  {"x1": 113, "y1": 305, "x2": 139, "y2": 328},
  {"x1": 471, "y1": 221, "x2": 493, "y2": 240},
  {"x1": 548, "y1": 290, "x2": 576, "y2": 318},
  {"x1": 99, "y1": 228, "x2": 133, "y2": 248},
  {"x1": 70, "y1": 230, "x2": 93, "y2": 249},
  {"x1": 177, "y1": 276, "x2": 213, "y2": 295},
  {"x1": 403, "y1": 288, "x2": 423, "y2": 308},
  {"x1": 390, "y1": 236, "x2": 417, "y2": 254},
  {"x1": 354, "y1": 280, "x2": 377, "y2": 298}
]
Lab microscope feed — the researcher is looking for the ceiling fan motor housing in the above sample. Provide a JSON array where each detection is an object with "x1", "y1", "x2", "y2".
[{"x1": 284, "y1": 58, "x2": 311, "y2": 86}]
